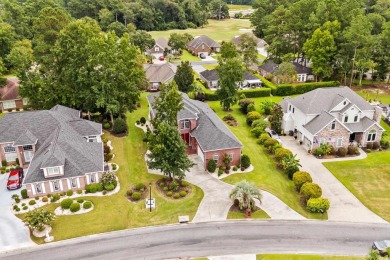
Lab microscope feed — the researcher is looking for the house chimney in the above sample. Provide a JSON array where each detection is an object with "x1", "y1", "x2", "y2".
[{"x1": 373, "y1": 106, "x2": 382, "y2": 123}]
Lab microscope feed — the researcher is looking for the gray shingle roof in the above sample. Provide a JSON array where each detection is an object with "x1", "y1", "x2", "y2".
[
  {"x1": 144, "y1": 63, "x2": 176, "y2": 83},
  {"x1": 200, "y1": 69, "x2": 258, "y2": 82},
  {"x1": 13, "y1": 129, "x2": 37, "y2": 146},
  {"x1": 231, "y1": 32, "x2": 268, "y2": 48},
  {"x1": 292, "y1": 62, "x2": 312, "y2": 74},
  {"x1": 258, "y1": 61, "x2": 279, "y2": 74},
  {"x1": 288, "y1": 87, "x2": 374, "y2": 114},
  {"x1": 345, "y1": 117, "x2": 378, "y2": 132},
  {"x1": 0, "y1": 106, "x2": 103, "y2": 184},
  {"x1": 187, "y1": 35, "x2": 221, "y2": 49},
  {"x1": 155, "y1": 38, "x2": 170, "y2": 50},
  {"x1": 147, "y1": 93, "x2": 242, "y2": 152},
  {"x1": 303, "y1": 111, "x2": 338, "y2": 135}
]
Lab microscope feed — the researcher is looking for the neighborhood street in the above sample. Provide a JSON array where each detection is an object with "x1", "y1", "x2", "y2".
[{"x1": 2, "y1": 220, "x2": 389, "y2": 260}]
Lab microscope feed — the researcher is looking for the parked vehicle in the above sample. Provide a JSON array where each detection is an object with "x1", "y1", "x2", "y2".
[
  {"x1": 159, "y1": 56, "x2": 165, "y2": 61},
  {"x1": 266, "y1": 128, "x2": 282, "y2": 144},
  {"x1": 7, "y1": 168, "x2": 24, "y2": 190},
  {"x1": 372, "y1": 240, "x2": 390, "y2": 256},
  {"x1": 199, "y1": 53, "x2": 206, "y2": 59}
]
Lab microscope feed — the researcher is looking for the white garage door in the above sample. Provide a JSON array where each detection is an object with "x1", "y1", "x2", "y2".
[
  {"x1": 152, "y1": 53, "x2": 163, "y2": 59},
  {"x1": 197, "y1": 145, "x2": 204, "y2": 163},
  {"x1": 198, "y1": 52, "x2": 208, "y2": 57}
]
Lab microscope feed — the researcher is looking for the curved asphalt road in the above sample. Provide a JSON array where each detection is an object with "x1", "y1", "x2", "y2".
[{"x1": 2, "y1": 220, "x2": 389, "y2": 260}]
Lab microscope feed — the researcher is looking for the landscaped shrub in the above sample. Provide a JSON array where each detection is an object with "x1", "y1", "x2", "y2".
[
  {"x1": 113, "y1": 117, "x2": 128, "y2": 134},
  {"x1": 218, "y1": 168, "x2": 223, "y2": 176},
  {"x1": 258, "y1": 75, "x2": 277, "y2": 93},
  {"x1": 366, "y1": 149, "x2": 372, "y2": 153},
  {"x1": 77, "y1": 190, "x2": 83, "y2": 194},
  {"x1": 2, "y1": 160, "x2": 7, "y2": 166},
  {"x1": 347, "y1": 145, "x2": 358, "y2": 155},
  {"x1": 140, "y1": 117, "x2": 146, "y2": 124},
  {"x1": 83, "y1": 201, "x2": 92, "y2": 209},
  {"x1": 306, "y1": 197, "x2": 330, "y2": 213},
  {"x1": 258, "y1": 133, "x2": 270, "y2": 145},
  {"x1": 238, "y1": 88, "x2": 271, "y2": 98},
  {"x1": 21, "y1": 189, "x2": 28, "y2": 199},
  {"x1": 300, "y1": 183, "x2": 322, "y2": 199},
  {"x1": 42, "y1": 197, "x2": 48, "y2": 202},
  {"x1": 167, "y1": 191, "x2": 173, "y2": 197},
  {"x1": 66, "y1": 190, "x2": 73, "y2": 196},
  {"x1": 269, "y1": 143, "x2": 282, "y2": 154},
  {"x1": 207, "y1": 159, "x2": 217, "y2": 173},
  {"x1": 381, "y1": 139, "x2": 390, "y2": 149},
  {"x1": 315, "y1": 147, "x2": 324, "y2": 156},
  {"x1": 29, "y1": 200, "x2": 36, "y2": 206},
  {"x1": 51, "y1": 194, "x2": 61, "y2": 202},
  {"x1": 70, "y1": 202, "x2": 81, "y2": 212},
  {"x1": 169, "y1": 181, "x2": 179, "y2": 191},
  {"x1": 104, "y1": 183, "x2": 115, "y2": 191},
  {"x1": 104, "y1": 153, "x2": 113, "y2": 162},
  {"x1": 293, "y1": 171, "x2": 312, "y2": 190},
  {"x1": 233, "y1": 166, "x2": 238, "y2": 171},
  {"x1": 103, "y1": 123, "x2": 111, "y2": 129},
  {"x1": 337, "y1": 147, "x2": 347, "y2": 157},
  {"x1": 126, "y1": 190, "x2": 133, "y2": 196},
  {"x1": 181, "y1": 181, "x2": 189, "y2": 187},
  {"x1": 247, "y1": 103, "x2": 255, "y2": 113},
  {"x1": 23, "y1": 206, "x2": 28, "y2": 210},
  {"x1": 366, "y1": 142, "x2": 373, "y2": 149},
  {"x1": 112, "y1": 164, "x2": 117, "y2": 170},
  {"x1": 173, "y1": 193, "x2": 180, "y2": 199},
  {"x1": 241, "y1": 154, "x2": 251, "y2": 169},
  {"x1": 135, "y1": 183, "x2": 146, "y2": 191},
  {"x1": 61, "y1": 198, "x2": 73, "y2": 209},
  {"x1": 77, "y1": 198, "x2": 84, "y2": 203},
  {"x1": 101, "y1": 171, "x2": 117, "y2": 190},
  {"x1": 264, "y1": 138, "x2": 279, "y2": 148},
  {"x1": 238, "y1": 98, "x2": 254, "y2": 114},
  {"x1": 372, "y1": 142, "x2": 380, "y2": 150},
  {"x1": 275, "y1": 81, "x2": 340, "y2": 96},
  {"x1": 104, "y1": 144, "x2": 111, "y2": 154},
  {"x1": 223, "y1": 114, "x2": 236, "y2": 122},
  {"x1": 163, "y1": 187, "x2": 168, "y2": 191},
  {"x1": 132, "y1": 192, "x2": 141, "y2": 200},
  {"x1": 246, "y1": 111, "x2": 261, "y2": 126},
  {"x1": 274, "y1": 148, "x2": 293, "y2": 163}
]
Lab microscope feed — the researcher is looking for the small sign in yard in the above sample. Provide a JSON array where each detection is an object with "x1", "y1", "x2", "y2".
[
  {"x1": 178, "y1": 215, "x2": 189, "y2": 223},
  {"x1": 145, "y1": 198, "x2": 155, "y2": 209}
]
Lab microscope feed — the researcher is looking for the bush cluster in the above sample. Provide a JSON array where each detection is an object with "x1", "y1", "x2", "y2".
[
  {"x1": 238, "y1": 99, "x2": 254, "y2": 114},
  {"x1": 61, "y1": 198, "x2": 73, "y2": 209},
  {"x1": 66, "y1": 190, "x2": 73, "y2": 196},
  {"x1": 70, "y1": 202, "x2": 81, "y2": 212},
  {"x1": 132, "y1": 192, "x2": 141, "y2": 200},
  {"x1": 337, "y1": 147, "x2": 347, "y2": 157},
  {"x1": 306, "y1": 198, "x2": 330, "y2": 213},
  {"x1": 113, "y1": 117, "x2": 128, "y2": 134},
  {"x1": 293, "y1": 171, "x2": 312, "y2": 190},
  {"x1": 51, "y1": 194, "x2": 61, "y2": 202},
  {"x1": 246, "y1": 111, "x2": 261, "y2": 126},
  {"x1": 207, "y1": 159, "x2": 217, "y2": 173},
  {"x1": 77, "y1": 198, "x2": 84, "y2": 203},
  {"x1": 29, "y1": 200, "x2": 36, "y2": 206},
  {"x1": 272, "y1": 81, "x2": 340, "y2": 96},
  {"x1": 300, "y1": 183, "x2": 322, "y2": 199},
  {"x1": 42, "y1": 197, "x2": 48, "y2": 202},
  {"x1": 85, "y1": 183, "x2": 103, "y2": 193},
  {"x1": 21, "y1": 189, "x2": 28, "y2": 199},
  {"x1": 135, "y1": 183, "x2": 146, "y2": 191},
  {"x1": 83, "y1": 201, "x2": 92, "y2": 209},
  {"x1": 241, "y1": 155, "x2": 251, "y2": 169}
]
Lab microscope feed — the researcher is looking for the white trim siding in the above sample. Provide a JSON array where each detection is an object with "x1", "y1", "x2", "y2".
[
  {"x1": 31, "y1": 184, "x2": 36, "y2": 196},
  {"x1": 86, "y1": 175, "x2": 90, "y2": 185},
  {"x1": 42, "y1": 183, "x2": 46, "y2": 194},
  {"x1": 67, "y1": 179, "x2": 71, "y2": 189},
  {"x1": 49, "y1": 181, "x2": 53, "y2": 192},
  {"x1": 59, "y1": 180, "x2": 63, "y2": 191},
  {"x1": 77, "y1": 177, "x2": 80, "y2": 188}
]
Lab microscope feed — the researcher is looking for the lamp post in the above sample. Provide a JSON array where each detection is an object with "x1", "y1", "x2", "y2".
[{"x1": 149, "y1": 182, "x2": 152, "y2": 212}]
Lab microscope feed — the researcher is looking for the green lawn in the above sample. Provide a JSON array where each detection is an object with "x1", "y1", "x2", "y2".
[
  {"x1": 208, "y1": 98, "x2": 326, "y2": 219},
  {"x1": 21, "y1": 92, "x2": 204, "y2": 243},
  {"x1": 171, "y1": 50, "x2": 201, "y2": 62},
  {"x1": 381, "y1": 118, "x2": 390, "y2": 142},
  {"x1": 257, "y1": 255, "x2": 364, "y2": 260},
  {"x1": 228, "y1": 4, "x2": 252, "y2": 11},
  {"x1": 323, "y1": 151, "x2": 390, "y2": 222},
  {"x1": 149, "y1": 19, "x2": 253, "y2": 42},
  {"x1": 227, "y1": 209, "x2": 270, "y2": 219},
  {"x1": 354, "y1": 88, "x2": 390, "y2": 104},
  {"x1": 203, "y1": 64, "x2": 218, "y2": 70}
]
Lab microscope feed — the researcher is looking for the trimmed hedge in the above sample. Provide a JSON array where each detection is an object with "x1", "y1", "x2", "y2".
[
  {"x1": 238, "y1": 88, "x2": 271, "y2": 98},
  {"x1": 258, "y1": 75, "x2": 277, "y2": 92},
  {"x1": 300, "y1": 183, "x2": 322, "y2": 199},
  {"x1": 273, "y1": 81, "x2": 340, "y2": 96},
  {"x1": 293, "y1": 171, "x2": 312, "y2": 190},
  {"x1": 70, "y1": 202, "x2": 81, "y2": 212},
  {"x1": 83, "y1": 201, "x2": 92, "y2": 209},
  {"x1": 21, "y1": 189, "x2": 28, "y2": 199},
  {"x1": 61, "y1": 198, "x2": 73, "y2": 209},
  {"x1": 307, "y1": 197, "x2": 330, "y2": 213}
]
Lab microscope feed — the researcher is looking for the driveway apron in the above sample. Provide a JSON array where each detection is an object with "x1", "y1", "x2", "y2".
[{"x1": 280, "y1": 136, "x2": 387, "y2": 223}]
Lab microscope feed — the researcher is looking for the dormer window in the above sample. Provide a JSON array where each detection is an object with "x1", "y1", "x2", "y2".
[
  {"x1": 331, "y1": 120, "x2": 336, "y2": 130},
  {"x1": 180, "y1": 120, "x2": 190, "y2": 129},
  {"x1": 85, "y1": 136, "x2": 97, "y2": 142},
  {"x1": 47, "y1": 167, "x2": 60, "y2": 176}
]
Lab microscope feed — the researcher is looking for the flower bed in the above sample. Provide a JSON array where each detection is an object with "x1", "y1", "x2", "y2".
[{"x1": 156, "y1": 178, "x2": 191, "y2": 199}]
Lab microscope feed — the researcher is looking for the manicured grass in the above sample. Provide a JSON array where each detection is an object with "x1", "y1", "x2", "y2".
[
  {"x1": 20, "y1": 92, "x2": 204, "y2": 243},
  {"x1": 228, "y1": 4, "x2": 252, "y2": 11},
  {"x1": 381, "y1": 118, "x2": 390, "y2": 142},
  {"x1": 354, "y1": 88, "x2": 390, "y2": 104},
  {"x1": 257, "y1": 254, "x2": 364, "y2": 260},
  {"x1": 149, "y1": 19, "x2": 253, "y2": 42},
  {"x1": 203, "y1": 64, "x2": 218, "y2": 70},
  {"x1": 227, "y1": 209, "x2": 270, "y2": 219},
  {"x1": 207, "y1": 99, "x2": 326, "y2": 219},
  {"x1": 171, "y1": 50, "x2": 201, "y2": 62},
  {"x1": 323, "y1": 151, "x2": 390, "y2": 222},
  {"x1": 0, "y1": 113, "x2": 3, "y2": 118},
  {"x1": 257, "y1": 53, "x2": 266, "y2": 59}
]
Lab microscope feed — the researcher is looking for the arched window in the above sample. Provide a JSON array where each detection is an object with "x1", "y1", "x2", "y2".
[{"x1": 367, "y1": 130, "x2": 376, "y2": 142}]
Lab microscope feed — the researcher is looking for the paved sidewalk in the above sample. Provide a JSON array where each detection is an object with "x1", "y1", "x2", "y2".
[{"x1": 280, "y1": 136, "x2": 387, "y2": 223}]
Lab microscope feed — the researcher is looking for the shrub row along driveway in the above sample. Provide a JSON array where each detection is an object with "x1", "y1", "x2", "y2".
[
  {"x1": 185, "y1": 155, "x2": 305, "y2": 222},
  {"x1": 280, "y1": 136, "x2": 387, "y2": 223},
  {"x1": 0, "y1": 174, "x2": 34, "y2": 252}
]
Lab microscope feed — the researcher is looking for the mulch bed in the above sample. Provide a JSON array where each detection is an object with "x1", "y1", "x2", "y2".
[
  {"x1": 229, "y1": 204, "x2": 260, "y2": 214},
  {"x1": 156, "y1": 178, "x2": 192, "y2": 200},
  {"x1": 126, "y1": 186, "x2": 149, "y2": 202},
  {"x1": 110, "y1": 131, "x2": 128, "y2": 138}
]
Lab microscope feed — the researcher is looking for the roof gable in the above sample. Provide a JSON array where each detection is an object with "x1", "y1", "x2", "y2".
[{"x1": 144, "y1": 63, "x2": 177, "y2": 83}]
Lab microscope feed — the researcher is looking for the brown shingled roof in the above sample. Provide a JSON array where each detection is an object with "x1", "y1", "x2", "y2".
[{"x1": 0, "y1": 78, "x2": 20, "y2": 101}]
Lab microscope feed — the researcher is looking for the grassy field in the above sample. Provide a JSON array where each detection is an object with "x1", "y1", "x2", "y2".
[
  {"x1": 21, "y1": 92, "x2": 204, "y2": 243},
  {"x1": 207, "y1": 97, "x2": 326, "y2": 219},
  {"x1": 228, "y1": 4, "x2": 252, "y2": 11},
  {"x1": 381, "y1": 118, "x2": 390, "y2": 142},
  {"x1": 227, "y1": 209, "x2": 270, "y2": 219},
  {"x1": 172, "y1": 50, "x2": 201, "y2": 62},
  {"x1": 149, "y1": 19, "x2": 253, "y2": 42},
  {"x1": 203, "y1": 64, "x2": 218, "y2": 70},
  {"x1": 354, "y1": 88, "x2": 390, "y2": 104},
  {"x1": 323, "y1": 151, "x2": 390, "y2": 222},
  {"x1": 257, "y1": 255, "x2": 364, "y2": 260}
]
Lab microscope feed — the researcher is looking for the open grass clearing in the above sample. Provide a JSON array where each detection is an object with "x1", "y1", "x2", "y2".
[
  {"x1": 257, "y1": 254, "x2": 364, "y2": 260},
  {"x1": 354, "y1": 87, "x2": 390, "y2": 104},
  {"x1": 323, "y1": 151, "x2": 390, "y2": 222},
  {"x1": 19, "y1": 92, "x2": 204, "y2": 243},
  {"x1": 227, "y1": 4, "x2": 252, "y2": 11},
  {"x1": 149, "y1": 19, "x2": 253, "y2": 42},
  {"x1": 381, "y1": 118, "x2": 390, "y2": 142},
  {"x1": 207, "y1": 97, "x2": 325, "y2": 219}
]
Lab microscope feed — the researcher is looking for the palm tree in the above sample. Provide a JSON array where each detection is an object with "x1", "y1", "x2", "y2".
[
  {"x1": 229, "y1": 180, "x2": 262, "y2": 216},
  {"x1": 24, "y1": 209, "x2": 55, "y2": 231},
  {"x1": 281, "y1": 154, "x2": 302, "y2": 179}
]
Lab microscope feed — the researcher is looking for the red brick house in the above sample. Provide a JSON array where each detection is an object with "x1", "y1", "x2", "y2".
[
  {"x1": 147, "y1": 93, "x2": 242, "y2": 169},
  {"x1": 186, "y1": 35, "x2": 221, "y2": 57},
  {"x1": 0, "y1": 78, "x2": 28, "y2": 112}
]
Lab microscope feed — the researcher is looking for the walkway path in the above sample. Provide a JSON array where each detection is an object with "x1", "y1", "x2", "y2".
[
  {"x1": 0, "y1": 174, "x2": 34, "y2": 252},
  {"x1": 280, "y1": 136, "x2": 387, "y2": 223}
]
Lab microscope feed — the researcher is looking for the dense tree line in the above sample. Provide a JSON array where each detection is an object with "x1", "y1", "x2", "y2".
[{"x1": 251, "y1": 0, "x2": 390, "y2": 83}]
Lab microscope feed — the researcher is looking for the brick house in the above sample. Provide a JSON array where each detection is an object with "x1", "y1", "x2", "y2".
[
  {"x1": 199, "y1": 69, "x2": 262, "y2": 90},
  {"x1": 146, "y1": 37, "x2": 171, "y2": 59},
  {"x1": 144, "y1": 63, "x2": 176, "y2": 91},
  {"x1": 280, "y1": 87, "x2": 385, "y2": 150},
  {"x1": 0, "y1": 105, "x2": 104, "y2": 197},
  {"x1": 186, "y1": 35, "x2": 221, "y2": 57},
  {"x1": 259, "y1": 61, "x2": 315, "y2": 83},
  {"x1": 147, "y1": 93, "x2": 242, "y2": 169},
  {"x1": 0, "y1": 78, "x2": 28, "y2": 113}
]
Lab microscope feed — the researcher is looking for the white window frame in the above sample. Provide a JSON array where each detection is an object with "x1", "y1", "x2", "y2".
[
  {"x1": 229, "y1": 153, "x2": 234, "y2": 161},
  {"x1": 152, "y1": 83, "x2": 159, "y2": 90},
  {"x1": 2, "y1": 100, "x2": 16, "y2": 109},
  {"x1": 71, "y1": 178, "x2": 77, "y2": 188},
  {"x1": 47, "y1": 167, "x2": 60, "y2": 176},
  {"x1": 36, "y1": 183, "x2": 42, "y2": 193},
  {"x1": 87, "y1": 136, "x2": 97, "y2": 142},
  {"x1": 23, "y1": 145, "x2": 33, "y2": 151},
  {"x1": 154, "y1": 46, "x2": 159, "y2": 52},
  {"x1": 367, "y1": 130, "x2": 376, "y2": 142},
  {"x1": 336, "y1": 138, "x2": 343, "y2": 147},
  {"x1": 354, "y1": 115, "x2": 358, "y2": 122},
  {"x1": 53, "y1": 180, "x2": 60, "y2": 191},
  {"x1": 344, "y1": 116, "x2": 348, "y2": 123},
  {"x1": 213, "y1": 154, "x2": 219, "y2": 164},
  {"x1": 184, "y1": 120, "x2": 190, "y2": 129},
  {"x1": 4, "y1": 145, "x2": 16, "y2": 153},
  {"x1": 90, "y1": 174, "x2": 96, "y2": 183}
]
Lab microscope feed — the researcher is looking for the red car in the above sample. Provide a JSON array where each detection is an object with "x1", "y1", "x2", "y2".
[
  {"x1": 159, "y1": 56, "x2": 165, "y2": 61},
  {"x1": 7, "y1": 168, "x2": 24, "y2": 190}
]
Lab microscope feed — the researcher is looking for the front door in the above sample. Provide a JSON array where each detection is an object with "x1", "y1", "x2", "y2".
[
  {"x1": 24, "y1": 151, "x2": 33, "y2": 163},
  {"x1": 349, "y1": 133, "x2": 356, "y2": 143}
]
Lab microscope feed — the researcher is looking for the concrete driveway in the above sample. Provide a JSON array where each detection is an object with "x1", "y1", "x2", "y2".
[
  {"x1": 192, "y1": 65, "x2": 206, "y2": 74},
  {"x1": 280, "y1": 136, "x2": 387, "y2": 223},
  {"x1": 0, "y1": 174, "x2": 34, "y2": 252}
]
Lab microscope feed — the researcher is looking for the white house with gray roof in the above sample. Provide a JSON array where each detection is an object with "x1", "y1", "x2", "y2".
[
  {"x1": 0, "y1": 105, "x2": 104, "y2": 197},
  {"x1": 147, "y1": 93, "x2": 242, "y2": 169},
  {"x1": 280, "y1": 87, "x2": 384, "y2": 150}
]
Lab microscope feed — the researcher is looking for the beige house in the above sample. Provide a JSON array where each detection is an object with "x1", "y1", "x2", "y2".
[
  {"x1": 144, "y1": 63, "x2": 177, "y2": 91},
  {"x1": 0, "y1": 105, "x2": 104, "y2": 197},
  {"x1": 280, "y1": 87, "x2": 384, "y2": 150},
  {"x1": 146, "y1": 37, "x2": 171, "y2": 59},
  {"x1": 259, "y1": 61, "x2": 315, "y2": 83}
]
